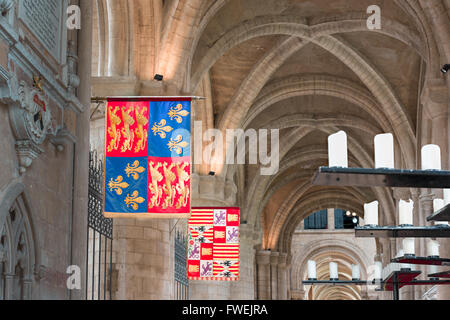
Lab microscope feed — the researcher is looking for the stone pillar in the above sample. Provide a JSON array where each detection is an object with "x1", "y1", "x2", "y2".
[
  {"x1": 421, "y1": 79, "x2": 449, "y2": 168},
  {"x1": 70, "y1": 0, "x2": 92, "y2": 300},
  {"x1": 421, "y1": 79, "x2": 450, "y2": 300},
  {"x1": 392, "y1": 188, "x2": 417, "y2": 300},
  {"x1": 23, "y1": 278, "x2": 33, "y2": 300},
  {"x1": 290, "y1": 289, "x2": 305, "y2": 300},
  {"x1": 112, "y1": 219, "x2": 173, "y2": 300},
  {"x1": 230, "y1": 224, "x2": 256, "y2": 300},
  {"x1": 4, "y1": 274, "x2": 13, "y2": 300},
  {"x1": 327, "y1": 208, "x2": 334, "y2": 230},
  {"x1": 299, "y1": 220, "x2": 304, "y2": 230},
  {"x1": 414, "y1": 192, "x2": 435, "y2": 299},
  {"x1": 269, "y1": 251, "x2": 279, "y2": 300},
  {"x1": 277, "y1": 253, "x2": 288, "y2": 300},
  {"x1": 255, "y1": 250, "x2": 271, "y2": 300}
]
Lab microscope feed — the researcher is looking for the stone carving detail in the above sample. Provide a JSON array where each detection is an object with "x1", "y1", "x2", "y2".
[
  {"x1": 67, "y1": 40, "x2": 80, "y2": 94},
  {"x1": 0, "y1": 226, "x2": 8, "y2": 266},
  {"x1": 0, "y1": 203, "x2": 35, "y2": 300},
  {"x1": 0, "y1": 0, "x2": 15, "y2": 17},
  {"x1": 8, "y1": 80, "x2": 52, "y2": 174}
]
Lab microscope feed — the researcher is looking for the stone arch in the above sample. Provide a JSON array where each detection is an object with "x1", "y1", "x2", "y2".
[
  {"x1": 190, "y1": 14, "x2": 423, "y2": 91},
  {"x1": 244, "y1": 124, "x2": 395, "y2": 237},
  {"x1": 212, "y1": 35, "x2": 415, "y2": 183},
  {"x1": 0, "y1": 181, "x2": 38, "y2": 300},
  {"x1": 184, "y1": 0, "x2": 230, "y2": 91},
  {"x1": 261, "y1": 113, "x2": 382, "y2": 136},
  {"x1": 243, "y1": 75, "x2": 391, "y2": 133},
  {"x1": 266, "y1": 188, "x2": 369, "y2": 250},
  {"x1": 277, "y1": 194, "x2": 382, "y2": 255},
  {"x1": 292, "y1": 240, "x2": 372, "y2": 284},
  {"x1": 291, "y1": 238, "x2": 373, "y2": 293},
  {"x1": 394, "y1": 0, "x2": 441, "y2": 78}
]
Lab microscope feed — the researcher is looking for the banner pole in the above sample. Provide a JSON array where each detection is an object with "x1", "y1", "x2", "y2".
[{"x1": 91, "y1": 96, "x2": 206, "y2": 102}]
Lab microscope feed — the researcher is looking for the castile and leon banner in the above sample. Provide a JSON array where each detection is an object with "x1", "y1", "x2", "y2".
[{"x1": 188, "y1": 207, "x2": 240, "y2": 281}]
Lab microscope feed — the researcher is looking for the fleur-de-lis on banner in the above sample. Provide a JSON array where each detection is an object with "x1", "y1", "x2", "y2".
[
  {"x1": 125, "y1": 160, "x2": 145, "y2": 180},
  {"x1": 168, "y1": 104, "x2": 190, "y2": 124},
  {"x1": 168, "y1": 135, "x2": 189, "y2": 155},
  {"x1": 124, "y1": 191, "x2": 145, "y2": 210},
  {"x1": 151, "y1": 119, "x2": 173, "y2": 139},
  {"x1": 108, "y1": 176, "x2": 129, "y2": 195}
]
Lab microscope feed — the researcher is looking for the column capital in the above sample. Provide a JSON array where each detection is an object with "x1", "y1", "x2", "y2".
[
  {"x1": 421, "y1": 78, "x2": 448, "y2": 119},
  {"x1": 255, "y1": 250, "x2": 271, "y2": 265},
  {"x1": 392, "y1": 188, "x2": 411, "y2": 201},
  {"x1": 419, "y1": 193, "x2": 434, "y2": 210},
  {"x1": 270, "y1": 251, "x2": 280, "y2": 266},
  {"x1": 278, "y1": 253, "x2": 288, "y2": 268}
]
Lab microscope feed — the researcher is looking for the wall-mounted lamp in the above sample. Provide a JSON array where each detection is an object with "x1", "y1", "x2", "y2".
[{"x1": 441, "y1": 64, "x2": 450, "y2": 74}]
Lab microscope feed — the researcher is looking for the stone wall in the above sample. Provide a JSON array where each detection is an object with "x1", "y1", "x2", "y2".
[
  {"x1": 111, "y1": 219, "x2": 174, "y2": 300},
  {"x1": 0, "y1": 0, "x2": 91, "y2": 300}
]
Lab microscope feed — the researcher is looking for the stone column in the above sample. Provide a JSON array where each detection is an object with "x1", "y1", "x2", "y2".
[
  {"x1": 112, "y1": 218, "x2": 173, "y2": 300},
  {"x1": 414, "y1": 192, "x2": 435, "y2": 299},
  {"x1": 4, "y1": 274, "x2": 13, "y2": 300},
  {"x1": 277, "y1": 253, "x2": 288, "y2": 300},
  {"x1": 70, "y1": 0, "x2": 92, "y2": 300},
  {"x1": 269, "y1": 251, "x2": 279, "y2": 300},
  {"x1": 229, "y1": 223, "x2": 256, "y2": 300},
  {"x1": 327, "y1": 208, "x2": 334, "y2": 230},
  {"x1": 299, "y1": 220, "x2": 304, "y2": 230},
  {"x1": 421, "y1": 79, "x2": 450, "y2": 300},
  {"x1": 290, "y1": 289, "x2": 305, "y2": 300},
  {"x1": 255, "y1": 250, "x2": 271, "y2": 300},
  {"x1": 23, "y1": 278, "x2": 33, "y2": 300},
  {"x1": 392, "y1": 189, "x2": 417, "y2": 300},
  {"x1": 422, "y1": 79, "x2": 449, "y2": 168}
]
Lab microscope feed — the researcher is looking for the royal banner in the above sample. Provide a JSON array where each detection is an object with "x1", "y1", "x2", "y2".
[
  {"x1": 187, "y1": 207, "x2": 240, "y2": 281},
  {"x1": 104, "y1": 98, "x2": 192, "y2": 219}
]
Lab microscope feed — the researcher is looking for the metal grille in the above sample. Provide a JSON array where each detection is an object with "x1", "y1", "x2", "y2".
[
  {"x1": 86, "y1": 150, "x2": 113, "y2": 300},
  {"x1": 174, "y1": 230, "x2": 189, "y2": 300}
]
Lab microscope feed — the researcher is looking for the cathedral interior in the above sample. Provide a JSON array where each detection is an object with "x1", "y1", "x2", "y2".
[{"x1": 0, "y1": 0, "x2": 450, "y2": 301}]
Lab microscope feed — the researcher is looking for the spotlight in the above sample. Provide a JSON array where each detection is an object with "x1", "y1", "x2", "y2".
[
  {"x1": 154, "y1": 74, "x2": 164, "y2": 81},
  {"x1": 352, "y1": 212, "x2": 357, "y2": 217},
  {"x1": 208, "y1": 171, "x2": 215, "y2": 176},
  {"x1": 441, "y1": 64, "x2": 450, "y2": 74}
]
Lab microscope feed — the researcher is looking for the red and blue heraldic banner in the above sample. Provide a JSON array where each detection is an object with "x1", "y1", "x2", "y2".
[
  {"x1": 187, "y1": 208, "x2": 240, "y2": 281},
  {"x1": 104, "y1": 98, "x2": 192, "y2": 219}
]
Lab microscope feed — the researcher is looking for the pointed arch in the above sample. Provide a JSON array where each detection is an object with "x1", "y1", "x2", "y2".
[{"x1": 0, "y1": 181, "x2": 38, "y2": 300}]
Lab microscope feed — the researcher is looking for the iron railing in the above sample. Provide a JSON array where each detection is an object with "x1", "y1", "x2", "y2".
[
  {"x1": 174, "y1": 230, "x2": 189, "y2": 300},
  {"x1": 86, "y1": 150, "x2": 113, "y2": 300}
]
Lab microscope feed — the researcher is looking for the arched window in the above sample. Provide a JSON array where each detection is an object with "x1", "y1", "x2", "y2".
[{"x1": 0, "y1": 188, "x2": 37, "y2": 300}]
